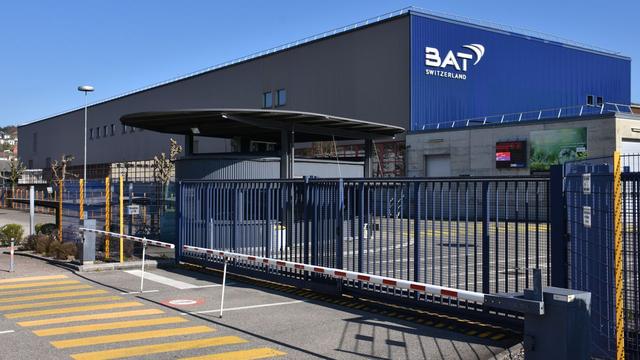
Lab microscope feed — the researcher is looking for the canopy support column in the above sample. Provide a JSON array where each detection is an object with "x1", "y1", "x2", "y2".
[
  {"x1": 364, "y1": 139, "x2": 374, "y2": 178},
  {"x1": 280, "y1": 129, "x2": 294, "y2": 179}
]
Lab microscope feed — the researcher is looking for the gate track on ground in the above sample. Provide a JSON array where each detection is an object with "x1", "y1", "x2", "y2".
[{"x1": 178, "y1": 262, "x2": 521, "y2": 343}]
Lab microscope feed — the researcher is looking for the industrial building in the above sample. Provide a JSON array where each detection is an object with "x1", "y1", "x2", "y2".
[{"x1": 17, "y1": 7, "x2": 634, "y2": 179}]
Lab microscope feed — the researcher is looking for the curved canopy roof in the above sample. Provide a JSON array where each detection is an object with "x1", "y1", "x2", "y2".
[{"x1": 120, "y1": 109, "x2": 404, "y2": 142}]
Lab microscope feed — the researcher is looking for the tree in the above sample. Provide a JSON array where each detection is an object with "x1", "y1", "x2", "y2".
[
  {"x1": 0, "y1": 158, "x2": 26, "y2": 206},
  {"x1": 152, "y1": 138, "x2": 182, "y2": 212},
  {"x1": 50, "y1": 154, "x2": 77, "y2": 184}
]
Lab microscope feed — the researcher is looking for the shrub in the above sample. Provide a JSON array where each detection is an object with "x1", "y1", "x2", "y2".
[
  {"x1": 37, "y1": 223, "x2": 57, "y2": 236},
  {"x1": 23, "y1": 234, "x2": 50, "y2": 251},
  {"x1": 0, "y1": 232, "x2": 8, "y2": 247},
  {"x1": 47, "y1": 241, "x2": 77, "y2": 260},
  {"x1": 35, "y1": 235, "x2": 53, "y2": 254},
  {"x1": 1, "y1": 224, "x2": 24, "y2": 244}
]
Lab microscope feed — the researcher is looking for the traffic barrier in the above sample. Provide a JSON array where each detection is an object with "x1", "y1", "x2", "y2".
[
  {"x1": 182, "y1": 244, "x2": 486, "y2": 304},
  {"x1": 80, "y1": 228, "x2": 174, "y2": 293}
]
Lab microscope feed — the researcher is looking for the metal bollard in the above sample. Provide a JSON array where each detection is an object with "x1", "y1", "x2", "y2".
[{"x1": 9, "y1": 238, "x2": 15, "y2": 272}]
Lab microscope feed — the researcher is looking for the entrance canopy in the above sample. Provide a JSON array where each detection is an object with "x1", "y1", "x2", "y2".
[
  {"x1": 120, "y1": 108, "x2": 404, "y2": 142},
  {"x1": 121, "y1": 109, "x2": 404, "y2": 178}
]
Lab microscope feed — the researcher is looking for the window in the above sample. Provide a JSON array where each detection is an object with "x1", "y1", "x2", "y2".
[
  {"x1": 276, "y1": 89, "x2": 286, "y2": 106},
  {"x1": 89, "y1": 128, "x2": 93, "y2": 139},
  {"x1": 587, "y1": 95, "x2": 594, "y2": 106},
  {"x1": 103, "y1": 125, "x2": 108, "y2": 137},
  {"x1": 597, "y1": 96, "x2": 604, "y2": 106},
  {"x1": 262, "y1": 91, "x2": 273, "y2": 108},
  {"x1": 122, "y1": 124, "x2": 127, "y2": 134},
  {"x1": 110, "y1": 124, "x2": 115, "y2": 136},
  {"x1": 96, "y1": 127, "x2": 100, "y2": 139}
]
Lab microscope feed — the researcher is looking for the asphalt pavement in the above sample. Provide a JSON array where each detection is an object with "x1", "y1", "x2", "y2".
[{"x1": 0, "y1": 253, "x2": 518, "y2": 360}]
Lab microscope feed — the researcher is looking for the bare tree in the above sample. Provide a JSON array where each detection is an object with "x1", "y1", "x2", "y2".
[
  {"x1": 51, "y1": 154, "x2": 77, "y2": 184},
  {"x1": 0, "y1": 158, "x2": 26, "y2": 206},
  {"x1": 152, "y1": 138, "x2": 183, "y2": 213}
]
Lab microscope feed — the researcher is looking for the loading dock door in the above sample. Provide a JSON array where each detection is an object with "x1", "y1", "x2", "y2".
[{"x1": 425, "y1": 154, "x2": 451, "y2": 177}]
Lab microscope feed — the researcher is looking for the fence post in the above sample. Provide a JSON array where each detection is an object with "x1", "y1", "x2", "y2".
[
  {"x1": 358, "y1": 181, "x2": 364, "y2": 273},
  {"x1": 612, "y1": 151, "x2": 625, "y2": 360},
  {"x1": 79, "y1": 179, "x2": 84, "y2": 220},
  {"x1": 336, "y1": 179, "x2": 344, "y2": 270},
  {"x1": 549, "y1": 165, "x2": 568, "y2": 288},
  {"x1": 175, "y1": 181, "x2": 182, "y2": 263},
  {"x1": 105, "y1": 177, "x2": 111, "y2": 260},
  {"x1": 119, "y1": 177, "x2": 124, "y2": 263},
  {"x1": 414, "y1": 183, "x2": 421, "y2": 283},
  {"x1": 303, "y1": 177, "x2": 310, "y2": 266},
  {"x1": 481, "y1": 181, "x2": 490, "y2": 294}
]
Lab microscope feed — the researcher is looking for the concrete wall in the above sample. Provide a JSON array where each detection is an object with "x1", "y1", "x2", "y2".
[
  {"x1": 18, "y1": 16, "x2": 410, "y2": 170},
  {"x1": 406, "y1": 114, "x2": 640, "y2": 177}
]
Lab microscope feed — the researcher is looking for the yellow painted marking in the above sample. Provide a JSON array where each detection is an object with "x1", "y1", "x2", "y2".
[
  {"x1": 478, "y1": 331, "x2": 492, "y2": 338},
  {"x1": 491, "y1": 333, "x2": 506, "y2": 341},
  {"x1": 51, "y1": 325, "x2": 215, "y2": 349},
  {"x1": 6, "y1": 301, "x2": 143, "y2": 319},
  {"x1": 180, "y1": 347, "x2": 287, "y2": 360},
  {"x1": 18, "y1": 308, "x2": 164, "y2": 327},
  {"x1": 466, "y1": 330, "x2": 478, "y2": 336},
  {"x1": 70, "y1": 336, "x2": 247, "y2": 360},
  {"x1": 0, "y1": 280, "x2": 79, "y2": 290},
  {"x1": 0, "y1": 296, "x2": 122, "y2": 311},
  {"x1": 34, "y1": 316, "x2": 188, "y2": 336},
  {"x1": 0, "y1": 284, "x2": 92, "y2": 296},
  {"x1": 0, "y1": 275, "x2": 67, "y2": 284},
  {"x1": 0, "y1": 289, "x2": 108, "y2": 303}
]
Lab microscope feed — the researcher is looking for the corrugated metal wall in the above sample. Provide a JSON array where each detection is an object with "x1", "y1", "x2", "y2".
[{"x1": 410, "y1": 12, "x2": 631, "y2": 130}]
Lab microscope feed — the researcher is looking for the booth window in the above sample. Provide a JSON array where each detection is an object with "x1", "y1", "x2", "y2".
[
  {"x1": 597, "y1": 96, "x2": 603, "y2": 106},
  {"x1": 587, "y1": 95, "x2": 594, "y2": 106},
  {"x1": 276, "y1": 89, "x2": 287, "y2": 106},
  {"x1": 263, "y1": 91, "x2": 273, "y2": 108}
]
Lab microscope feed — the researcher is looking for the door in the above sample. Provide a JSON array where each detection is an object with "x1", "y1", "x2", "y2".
[{"x1": 424, "y1": 154, "x2": 451, "y2": 177}]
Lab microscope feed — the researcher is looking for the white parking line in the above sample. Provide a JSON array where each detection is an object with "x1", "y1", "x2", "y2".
[
  {"x1": 120, "y1": 290, "x2": 160, "y2": 295},
  {"x1": 0, "y1": 330, "x2": 15, "y2": 335},
  {"x1": 180, "y1": 300, "x2": 305, "y2": 315},
  {"x1": 125, "y1": 270, "x2": 201, "y2": 289}
]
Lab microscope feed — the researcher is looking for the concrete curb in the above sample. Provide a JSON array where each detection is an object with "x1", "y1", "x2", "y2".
[{"x1": 7, "y1": 250, "x2": 172, "y2": 272}]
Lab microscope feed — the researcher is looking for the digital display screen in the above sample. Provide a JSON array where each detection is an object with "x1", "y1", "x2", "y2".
[{"x1": 496, "y1": 141, "x2": 527, "y2": 168}]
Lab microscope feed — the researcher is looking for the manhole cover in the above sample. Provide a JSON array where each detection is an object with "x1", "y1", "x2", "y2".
[{"x1": 161, "y1": 299, "x2": 203, "y2": 306}]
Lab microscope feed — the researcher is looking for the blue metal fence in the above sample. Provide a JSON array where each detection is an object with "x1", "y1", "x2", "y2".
[{"x1": 178, "y1": 176, "x2": 551, "y2": 313}]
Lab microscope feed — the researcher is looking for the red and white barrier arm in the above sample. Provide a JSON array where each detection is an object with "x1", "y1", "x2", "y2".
[
  {"x1": 182, "y1": 244, "x2": 485, "y2": 304},
  {"x1": 79, "y1": 228, "x2": 175, "y2": 249}
]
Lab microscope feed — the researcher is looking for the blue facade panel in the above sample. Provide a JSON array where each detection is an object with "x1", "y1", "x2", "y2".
[{"x1": 410, "y1": 13, "x2": 631, "y2": 131}]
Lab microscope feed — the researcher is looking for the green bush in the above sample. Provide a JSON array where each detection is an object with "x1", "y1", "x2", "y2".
[
  {"x1": 37, "y1": 223, "x2": 57, "y2": 236},
  {"x1": 0, "y1": 232, "x2": 8, "y2": 246},
  {"x1": 35, "y1": 235, "x2": 53, "y2": 254},
  {"x1": 0, "y1": 224, "x2": 24, "y2": 244}
]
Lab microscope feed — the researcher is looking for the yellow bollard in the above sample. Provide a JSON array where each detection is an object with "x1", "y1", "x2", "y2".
[
  {"x1": 105, "y1": 177, "x2": 111, "y2": 260},
  {"x1": 58, "y1": 181, "x2": 63, "y2": 242},
  {"x1": 79, "y1": 179, "x2": 84, "y2": 221},
  {"x1": 613, "y1": 151, "x2": 625, "y2": 360},
  {"x1": 119, "y1": 176, "x2": 124, "y2": 263}
]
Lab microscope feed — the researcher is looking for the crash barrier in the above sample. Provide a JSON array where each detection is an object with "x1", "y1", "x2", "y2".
[
  {"x1": 80, "y1": 226, "x2": 174, "y2": 293},
  {"x1": 183, "y1": 243, "x2": 591, "y2": 360}
]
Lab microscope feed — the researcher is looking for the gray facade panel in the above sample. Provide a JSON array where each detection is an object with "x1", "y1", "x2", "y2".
[{"x1": 19, "y1": 16, "x2": 410, "y2": 169}]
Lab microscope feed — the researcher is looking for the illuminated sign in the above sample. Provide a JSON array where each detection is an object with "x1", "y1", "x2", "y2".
[{"x1": 424, "y1": 44, "x2": 485, "y2": 80}]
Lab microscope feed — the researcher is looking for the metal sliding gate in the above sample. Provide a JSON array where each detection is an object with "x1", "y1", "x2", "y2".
[{"x1": 177, "y1": 176, "x2": 551, "y2": 315}]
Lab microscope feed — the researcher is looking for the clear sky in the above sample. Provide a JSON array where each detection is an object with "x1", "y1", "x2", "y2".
[{"x1": 0, "y1": 0, "x2": 637, "y2": 127}]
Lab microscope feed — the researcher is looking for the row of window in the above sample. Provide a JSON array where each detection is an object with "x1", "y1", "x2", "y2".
[
  {"x1": 586, "y1": 95, "x2": 604, "y2": 106},
  {"x1": 263, "y1": 89, "x2": 286, "y2": 108},
  {"x1": 89, "y1": 124, "x2": 140, "y2": 140}
]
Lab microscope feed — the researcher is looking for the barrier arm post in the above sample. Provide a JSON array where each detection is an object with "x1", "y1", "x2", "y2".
[
  {"x1": 139, "y1": 238, "x2": 147, "y2": 293},
  {"x1": 9, "y1": 238, "x2": 15, "y2": 272},
  {"x1": 105, "y1": 177, "x2": 111, "y2": 260},
  {"x1": 79, "y1": 179, "x2": 84, "y2": 221},
  {"x1": 220, "y1": 256, "x2": 228, "y2": 318}
]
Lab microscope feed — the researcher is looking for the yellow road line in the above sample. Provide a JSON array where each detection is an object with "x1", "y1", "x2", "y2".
[
  {"x1": 6, "y1": 301, "x2": 143, "y2": 319},
  {"x1": 0, "y1": 296, "x2": 122, "y2": 311},
  {"x1": 17, "y1": 308, "x2": 164, "y2": 327},
  {"x1": 180, "y1": 347, "x2": 287, "y2": 360},
  {"x1": 0, "y1": 289, "x2": 108, "y2": 303},
  {"x1": 0, "y1": 280, "x2": 80, "y2": 290},
  {"x1": 0, "y1": 275, "x2": 67, "y2": 284},
  {"x1": 34, "y1": 316, "x2": 188, "y2": 336},
  {"x1": 0, "y1": 284, "x2": 93, "y2": 296},
  {"x1": 51, "y1": 325, "x2": 215, "y2": 349},
  {"x1": 70, "y1": 336, "x2": 247, "y2": 360}
]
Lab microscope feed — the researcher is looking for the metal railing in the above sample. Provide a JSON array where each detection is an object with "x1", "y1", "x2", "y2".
[
  {"x1": 178, "y1": 176, "x2": 551, "y2": 313},
  {"x1": 417, "y1": 103, "x2": 635, "y2": 131}
]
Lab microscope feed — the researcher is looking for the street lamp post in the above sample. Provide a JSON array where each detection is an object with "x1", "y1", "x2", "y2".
[{"x1": 77, "y1": 85, "x2": 94, "y2": 219}]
